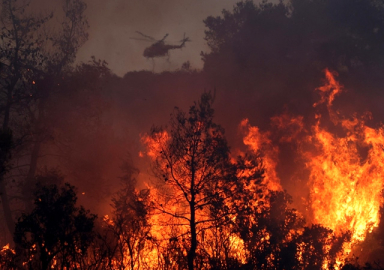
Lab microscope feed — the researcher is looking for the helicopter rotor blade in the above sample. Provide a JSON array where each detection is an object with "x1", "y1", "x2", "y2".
[
  {"x1": 129, "y1": 37, "x2": 154, "y2": 42},
  {"x1": 160, "y1": 33, "x2": 169, "y2": 42},
  {"x1": 135, "y1": 31, "x2": 156, "y2": 41}
]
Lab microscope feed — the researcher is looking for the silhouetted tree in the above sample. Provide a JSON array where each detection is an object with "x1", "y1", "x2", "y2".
[
  {"x1": 295, "y1": 224, "x2": 349, "y2": 270},
  {"x1": 0, "y1": 0, "x2": 50, "y2": 237},
  {"x1": 146, "y1": 92, "x2": 256, "y2": 269},
  {"x1": 106, "y1": 159, "x2": 152, "y2": 270},
  {"x1": 229, "y1": 190, "x2": 302, "y2": 269},
  {"x1": 0, "y1": 128, "x2": 14, "y2": 241},
  {"x1": 0, "y1": 0, "x2": 89, "y2": 238},
  {"x1": 201, "y1": 0, "x2": 384, "y2": 124},
  {"x1": 225, "y1": 188, "x2": 350, "y2": 270},
  {"x1": 203, "y1": 0, "x2": 384, "y2": 77},
  {"x1": 0, "y1": 242, "x2": 16, "y2": 269},
  {"x1": 14, "y1": 182, "x2": 96, "y2": 270}
]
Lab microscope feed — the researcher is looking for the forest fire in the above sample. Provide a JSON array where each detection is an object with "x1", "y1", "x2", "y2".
[
  {"x1": 239, "y1": 69, "x2": 384, "y2": 266},
  {"x1": 3, "y1": 0, "x2": 384, "y2": 268},
  {"x1": 240, "y1": 119, "x2": 282, "y2": 192},
  {"x1": 2, "y1": 68, "x2": 382, "y2": 269},
  {"x1": 305, "y1": 70, "x2": 384, "y2": 244},
  {"x1": 303, "y1": 70, "x2": 384, "y2": 261},
  {"x1": 137, "y1": 69, "x2": 384, "y2": 269}
]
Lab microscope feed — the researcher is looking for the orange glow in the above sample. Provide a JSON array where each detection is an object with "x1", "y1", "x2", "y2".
[
  {"x1": 240, "y1": 119, "x2": 282, "y2": 191},
  {"x1": 304, "y1": 71, "x2": 384, "y2": 249},
  {"x1": 236, "y1": 69, "x2": 384, "y2": 267},
  {"x1": 140, "y1": 130, "x2": 169, "y2": 159},
  {"x1": 93, "y1": 69, "x2": 384, "y2": 269},
  {"x1": 313, "y1": 69, "x2": 342, "y2": 109},
  {"x1": 140, "y1": 125, "x2": 250, "y2": 268},
  {"x1": 8, "y1": 69, "x2": 381, "y2": 269},
  {"x1": 306, "y1": 120, "x2": 384, "y2": 242},
  {"x1": 1, "y1": 244, "x2": 14, "y2": 255}
]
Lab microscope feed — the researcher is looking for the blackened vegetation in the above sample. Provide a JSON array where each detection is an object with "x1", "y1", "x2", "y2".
[
  {"x1": 0, "y1": 0, "x2": 90, "y2": 238},
  {"x1": 14, "y1": 182, "x2": 96, "y2": 270}
]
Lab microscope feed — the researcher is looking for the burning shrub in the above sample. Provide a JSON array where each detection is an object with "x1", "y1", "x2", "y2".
[{"x1": 13, "y1": 182, "x2": 96, "y2": 270}]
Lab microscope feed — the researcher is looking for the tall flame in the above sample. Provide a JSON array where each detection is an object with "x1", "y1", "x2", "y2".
[
  {"x1": 240, "y1": 69, "x2": 384, "y2": 265},
  {"x1": 240, "y1": 119, "x2": 282, "y2": 191},
  {"x1": 305, "y1": 70, "x2": 384, "y2": 244},
  {"x1": 135, "y1": 69, "x2": 384, "y2": 268}
]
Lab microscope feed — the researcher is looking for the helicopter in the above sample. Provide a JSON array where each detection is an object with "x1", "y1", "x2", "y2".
[{"x1": 131, "y1": 31, "x2": 191, "y2": 59}]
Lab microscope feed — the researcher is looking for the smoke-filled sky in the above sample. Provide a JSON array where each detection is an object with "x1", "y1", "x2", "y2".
[
  {"x1": 32, "y1": 0, "x2": 284, "y2": 76},
  {"x1": 73, "y1": 0, "x2": 276, "y2": 76}
]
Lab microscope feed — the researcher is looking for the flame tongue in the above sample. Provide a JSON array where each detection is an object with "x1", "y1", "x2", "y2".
[
  {"x1": 307, "y1": 119, "x2": 384, "y2": 242},
  {"x1": 241, "y1": 69, "x2": 384, "y2": 262},
  {"x1": 305, "y1": 70, "x2": 384, "y2": 244},
  {"x1": 240, "y1": 119, "x2": 282, "y2": 192},
  {"x1": 138, "y1": 69, "x2": 384, "y2": 268}
]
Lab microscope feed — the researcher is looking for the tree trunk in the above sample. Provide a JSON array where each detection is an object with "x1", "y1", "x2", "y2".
[
  {"x1": 188, "y1": 156, "x2": 196, "y2": 270},
  {"x1": 1, "y1": 0, "x2": 22, "y2": 237},
  {"x1": 23, "y1": 98, "x2": 45, "y2": 212},
  {"x1": 0, "y1": 179, "x2": 15, "y2": 237},
  {"x1": 188, "y1": 201, "x2": 197, "y2": 270},
  {"x1": 41, "y1": 251, "x2": 49, "y2": 270},
  {"x1": 1, "y1": 87, "x2": 16, "y2": 238}
]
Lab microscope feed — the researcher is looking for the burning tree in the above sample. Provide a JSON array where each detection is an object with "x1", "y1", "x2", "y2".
[
  {"x1": 143, "y1": 92, "x2": 264, "y2": 270},
  {"x1": 100, "y1": 159, "x2": 153, "y2": 270},
  {"x1": 234, "y1": 69, "x2": 384, "y2": 267}
]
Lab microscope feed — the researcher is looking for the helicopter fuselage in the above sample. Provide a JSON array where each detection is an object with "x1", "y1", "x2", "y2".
[{"x1": 143, "y1": 41, "x2": 186, "y2": 59}]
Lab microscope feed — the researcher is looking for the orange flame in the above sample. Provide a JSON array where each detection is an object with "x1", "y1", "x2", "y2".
[
  {"x1": 240, "y1": 119, "x2": 282, "y2": 191},
  {"x1": 140, "y1": 128, "x2": 249, "y2": 268},
  {"x1": 132, "y1": 69, "x2": 384, "y2": 268},
  {"x1": 305, "y1": 71, "x2": 384, "y2": 246},
  {"x1": 239, "y1": 69, "x2": 384, "y2": 266}
]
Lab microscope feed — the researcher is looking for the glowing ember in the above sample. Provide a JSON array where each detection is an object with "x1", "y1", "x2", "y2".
[{"x1": 1, "y1": 244, "x2": 14, "y2": 254}]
